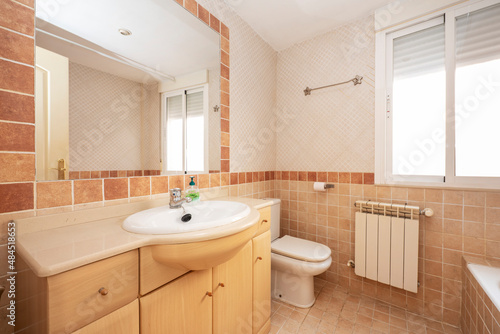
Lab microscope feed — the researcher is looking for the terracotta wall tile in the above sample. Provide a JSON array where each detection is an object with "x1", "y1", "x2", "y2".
[
  {"x1": 184, "y1": 0, "x2": 197, "y2": 16},
  {"x1": 0, "y1": 59, "x2": 34, "y2": 94},
  {"x1": 169, "y1": 175, "x2": 184, "y2": 191},
  {"x1": 289, "y1": 171, "x2": 298, "y2": 181},
  {"x1": 0, "y1": 29, "x2": 33, "y2": 65},
  {"x1": 328, "y1": 172, "x2": 338, "y2": 182},
  {"x1": 221, "y1": 23, "x2": 229, "y2": 39},
  {"x1": 0, "y1": 122, "x2": 34, "y2": 152},
  {"x1": 230, "y1": 172, "x2": 238, "y2": 185},
  {"x1": 238, "y1": 172, "x2": 246, "y2": 184},
  {"x1": 220, "y1": 105, "x2": 229, "y2": 119},
  {"x1": 298, "y1": 172, "x2": 307, "y2": 181},
  {"x1": 221, "y1": 78, "x2": 230, "y2": 95},
  {"x1": 221, "y1": 146, "x2": 229, "y2": 160},
  {"x1": 351, "y1": 172, "x2": 362, "y2": 184},
  {"x1": 317, "y1": 172, "x2": 327, "y2": 182},
  {"x1": 198, "y1": 174, "x2": 209, "y2": 189},
  {"x1": 210, "y1": 173, "x2": 220, "y2": 187},
  {"x1": 339, "y1": 172, "x2": 350, "y2": 183},
  {"x1": 363, "y1": 173, "x2": 374, "y2": 185},
  {"x1": 197, "y1": 4, "x2": 209, "y2": 24},
  {"x1": 0, "y1": 182, "x2": 33, "y2": 213},
  {"x1": 130, "y1": 177, "x2": 150, "y2": 197},
  {"x1": 209, "y1": 14, "x2": 220, "y2": 32},
  {"x1": 174, "y1": 0, "x2": 183, "y2": 5},
  {"x1": 307, "y1": 172, "x2": 317, "y2": 182},
  {"x1": 221, "y1": 160, "x2": 229, "y2": 173},
  {"x1": 0, "y1": 153, "x2": 34, "y2": 182},
  {"x1": 74, "y1": 179, "x2": 102, "y2": 204},
  {"x1": 221, "y1": 132, "x2": 230, "y2": 146},
  {"x1": 220, "y1": 173, "x2": 229, "y2": 186},
  {"x1": 221, "y1": 37, "x2": 229, "y2": 54},
  {"x1": 221, "y1": 50, "x2": 230, "y2": 67},
  {"x1": 151, "y1": 176, "x2": 169, "y2": 195},
  {"x1": 104, "y1": 178, "x2": 128, "y2": 200},
  {"x1": 80, "y1": 171, "x2": 91, "y2": 179},
  {"x1": 0, "y1": 0, "x2": 34, "y2": 35},
  {"x1": 0, "y1": 90, "x2": 34, "y2": 123},
  {"x1": 221, "y1": 119, "x2": 229, "y2": 132},
  {"x1": 221, "y1": 64, "x2": 230, "y2": 81},
  {"x1": 36, "y1": 181, "x2": 72, "y2": 209},
  {"x1": 15, "y1": 0, "x2": 34, "y2": 7}
]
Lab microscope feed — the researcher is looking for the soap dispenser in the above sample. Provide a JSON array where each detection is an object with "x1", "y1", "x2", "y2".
[{"x1": 185, "y1": 176, "x2": 200, "y2": 202}]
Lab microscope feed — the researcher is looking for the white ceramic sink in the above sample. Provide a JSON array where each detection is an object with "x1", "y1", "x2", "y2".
[{"x1": 122, "y1": 200, "x2": 251, "y2": 235}]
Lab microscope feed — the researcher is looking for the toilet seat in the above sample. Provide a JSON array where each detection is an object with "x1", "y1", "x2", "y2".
[{"x1": 271, "y1": 235, "x2": 331, "y2": 262}]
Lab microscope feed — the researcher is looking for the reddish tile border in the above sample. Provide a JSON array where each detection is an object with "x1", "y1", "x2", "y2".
[
  {"x1": 69, "y1": 170, "x2": 160, "y2": 179},
  {"x1": 276, "y1": 171, "x2": 375, "y2": 184}
]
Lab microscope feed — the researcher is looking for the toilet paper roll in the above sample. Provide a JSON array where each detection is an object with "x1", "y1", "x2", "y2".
[{"x1": 313, "y1": 182, "x2": 326, "y2": 192}]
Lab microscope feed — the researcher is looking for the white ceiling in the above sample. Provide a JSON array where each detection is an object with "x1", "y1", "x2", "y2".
[
  {"x1": 225, "y1": 0, "x2": 397, "y2": 51},
  {"x1": 35, "y1": 0, "x2": 220, "y2": 82}
]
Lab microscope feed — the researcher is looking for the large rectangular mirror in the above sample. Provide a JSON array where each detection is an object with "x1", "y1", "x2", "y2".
[{"x1": 35, "y1": 0, "x2": 221, "y2": 180}]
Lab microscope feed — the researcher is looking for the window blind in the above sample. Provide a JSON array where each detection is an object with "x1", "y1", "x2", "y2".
[
  {"x1": 393, "y1": 20, "x2": 445, "y2": 80},
  {"x1": 456, "y1": 3, "x2": 500, "y2": 67}
]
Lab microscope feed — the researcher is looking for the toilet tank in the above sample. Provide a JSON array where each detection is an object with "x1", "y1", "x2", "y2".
[{"x1": 263, "y1": 198, "x2": 281, "y2": 241}]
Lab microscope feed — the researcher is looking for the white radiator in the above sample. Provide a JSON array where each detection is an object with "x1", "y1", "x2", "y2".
[{"x1": 354, "y1": 201, "x2": 420, "y2": 293}]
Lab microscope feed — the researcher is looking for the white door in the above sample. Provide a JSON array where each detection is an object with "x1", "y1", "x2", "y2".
[{"x1": 35, "y1": 46, "x2": 70, "y2": 180}]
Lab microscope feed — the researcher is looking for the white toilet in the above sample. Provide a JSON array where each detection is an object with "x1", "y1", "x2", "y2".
[{"x1": 267, "y1": 198, "x2": 332, "y2": 308}]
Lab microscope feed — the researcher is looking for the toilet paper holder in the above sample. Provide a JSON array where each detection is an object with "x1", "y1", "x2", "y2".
[{"x1": 323, "y1": 184, "x2": 335, "y2": 189}]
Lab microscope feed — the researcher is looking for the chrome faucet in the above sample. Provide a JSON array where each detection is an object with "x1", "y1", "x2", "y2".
[{"x1": 169, "y1": 188, "x2": 192, "y2": 209}]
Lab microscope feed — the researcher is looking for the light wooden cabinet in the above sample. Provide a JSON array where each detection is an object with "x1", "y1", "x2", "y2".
[
  {"x1": 73, "y1": 300, "x2": 139, "y2": 334},
  {"x1": 46, "y1": 250, "x2": 138, "y2": 333},
  {"x1": 252, "y1": 229, "x2": 271, "y2": 334},
  {"x1": 140, "y1": 269, "x2": 213, "y2": 334},
  {"x1": 213, "y1": 241, "x2": 253, "y2": 334},
  {"x1": 19, "y1": 206, "x2": 273, "y2": 334}
]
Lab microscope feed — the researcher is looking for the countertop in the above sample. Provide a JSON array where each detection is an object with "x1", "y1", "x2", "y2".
[{"x1": 17, "y1": 196, "x2": 275, "y2": 277}]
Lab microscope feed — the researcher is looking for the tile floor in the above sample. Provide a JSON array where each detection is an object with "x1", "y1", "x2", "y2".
[{"x1": 269, "y1": 279, "x2": 463, "y2": 334}]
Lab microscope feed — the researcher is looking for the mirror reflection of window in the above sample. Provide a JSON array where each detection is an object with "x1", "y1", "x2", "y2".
[
  {"x1": 163, "y1": 86, "x2": 208, "y2": 175},
  {"x1": 166, "y1": 95, "x2": 184, "y2": 172}
]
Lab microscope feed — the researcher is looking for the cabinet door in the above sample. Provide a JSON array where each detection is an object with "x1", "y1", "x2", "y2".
[
  {"x1": 73, "y1": 300, "x2": 139, "y2": 334},
  {"x1": 252, "y1": 230, "x2": 271, "y2": 334},
  {"x1": 213, "y1": 241, "x2": 253, "y2": 334},
  {"x1": 140, "y1": 269, "x2": 212, "y2": 334}
]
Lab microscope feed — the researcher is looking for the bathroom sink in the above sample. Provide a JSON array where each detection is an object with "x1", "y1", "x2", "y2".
[
  {"x1": 122, "y1": 200, "x2": 257, "y2": 270},
  {"x1": 122, "y1": 200, "x2": 251, "y2": 234}
]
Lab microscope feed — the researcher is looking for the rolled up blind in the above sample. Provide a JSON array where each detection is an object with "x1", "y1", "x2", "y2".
[
  {"x1": 456, "y1": 3, "x2": 500, "y2": 67},
  {"x1": 393, "y1": 19, "x2": 445, "y2": 80}
]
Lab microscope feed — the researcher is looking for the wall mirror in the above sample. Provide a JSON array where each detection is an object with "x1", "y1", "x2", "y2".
[{"x1": 35, "y1": 0, "x2": 221, "y2": 181}]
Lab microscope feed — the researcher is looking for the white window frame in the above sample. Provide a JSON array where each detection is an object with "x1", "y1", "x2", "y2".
[
  {"x1": 375, "y1": 0, "x2": 500, "y2": 189},
  {"x1": 161, "y1": 84, "x2": 209, "y2": 175}
]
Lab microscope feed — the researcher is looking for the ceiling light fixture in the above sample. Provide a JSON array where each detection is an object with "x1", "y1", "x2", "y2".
[{"x1": 119, "y1": 28, "x2": 132, "y2": 36}]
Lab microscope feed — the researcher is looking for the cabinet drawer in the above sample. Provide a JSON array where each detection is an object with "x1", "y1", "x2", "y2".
[
  {"x1": 255, "y1": 206, "x2": 271, "y2": 237},
  {"x1": 73, "y1": 299, "x2": 139, "y2": 334},
  {"x1": 47, "y1": 250, "x2": 138, "y2": 333}
]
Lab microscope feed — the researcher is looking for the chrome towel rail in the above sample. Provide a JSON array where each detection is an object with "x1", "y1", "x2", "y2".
[{"x1": 304, "y1": 75, "x2": 363, "y2": 96}]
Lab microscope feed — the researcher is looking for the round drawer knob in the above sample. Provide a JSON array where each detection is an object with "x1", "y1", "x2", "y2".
[
  {"x1": 98, "y1": 287, "x2": 108, "y2": 296},
  {"x1": 206, "y1": 292, "x2": 213, "y2": 297},
  {"x1": 257, "y1": 257, "x2": 263, "y2": 261}
]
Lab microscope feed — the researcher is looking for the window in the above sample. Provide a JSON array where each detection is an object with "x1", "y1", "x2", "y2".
[
  {"x1": 376, "y1": 0, "x2": 500, "y2": 188},
  {"x1": 161, "y1": 86, "x2": 209, "y2": 174}
]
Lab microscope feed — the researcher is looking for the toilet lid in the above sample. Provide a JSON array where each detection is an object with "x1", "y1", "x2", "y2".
[{"x1": 271, "y1": 235, "x2": 331, "y2": 262}]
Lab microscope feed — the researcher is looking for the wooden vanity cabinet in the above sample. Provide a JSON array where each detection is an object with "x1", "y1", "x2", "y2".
[
  {"x1": 140, "y1": 269, "x2": 213, "y2": 334},
  {"x1": 73, "y1": 300, "x2": 139, "y2": 334},
  {"x1": 252, "y1": 230, "x2": 271, "y2": 334},
  {"x1": 213, "y1": 241, "x2": 253, "y2": 333}
]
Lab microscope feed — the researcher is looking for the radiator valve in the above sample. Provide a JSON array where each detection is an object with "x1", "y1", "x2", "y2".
[{"x1": 347, "y1": 260, "x2": 355, "y2": 268}]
